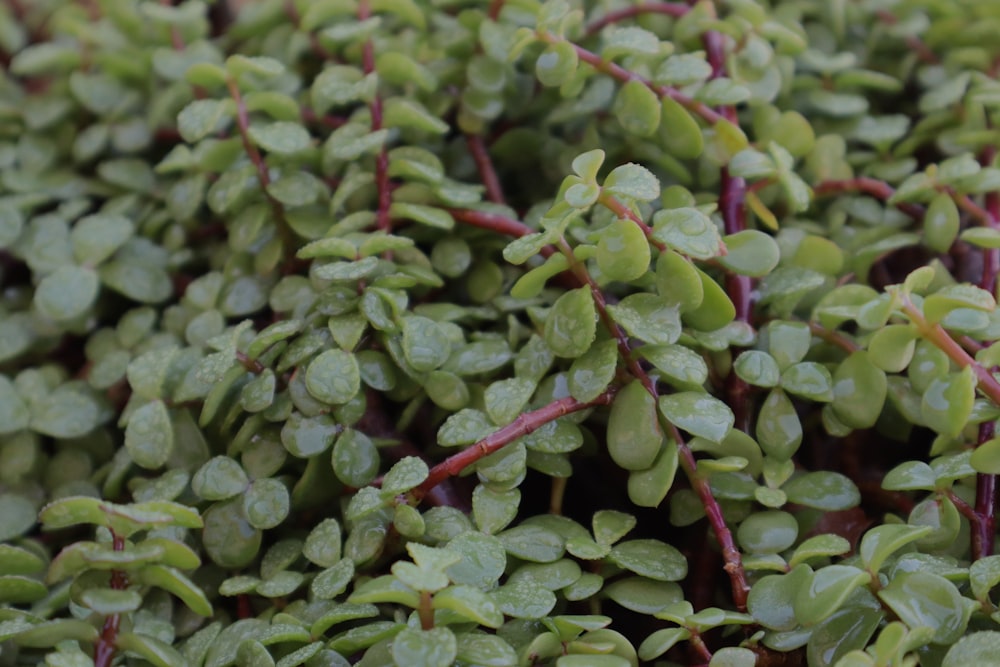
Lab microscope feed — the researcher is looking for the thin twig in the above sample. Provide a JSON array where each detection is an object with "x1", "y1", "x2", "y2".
[
  {"x1": 598, "y1": 193, "x2": 667, "y2": 251},
  {"x1": 584, "y1": 2, "x2": 689, "y2": 37},
  {"x1": 358, "y1": 0, "x2": 392, "y2": 237},
  {"x1": 814, "y1": 177, "x2": 925, "y2": 221},
  {"x1": 225, "y1": 77, "x2": 296, "y2": 261},
  {"x1": 539, "y1": 33, "x2": 724, "y2": 126},
  {"x1": 808, "y1": 321, "x2": 862, "y2": 353},
  {"x1": 94, "y1": 531, "x2": 126, "y2": 667},
  {"x1": 412, "y1": 390, "x2": 617, "y2": 500},
  {"x1": 466, "y1": 134, "x2": 505, "y2": 204}
]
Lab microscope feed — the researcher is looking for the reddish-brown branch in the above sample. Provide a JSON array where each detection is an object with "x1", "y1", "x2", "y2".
[
  {"x1": 466, "y1": 134, "x2": 505, "y2": 204},
  {"x1": 358, "y1": 0, "x2": 391, "y2": 236},
  {"x1": 900, "y1": 298, "x2": 1000, "y2": 406},
  {"x1": 225, "y1": 77, "x2": 296, "y2": 257},
  {"x1": 487, "y1": 0, "x2": 505, "y2": 20},
  {"x1": 94, "y1": 531, "x2": 127, "y2": 667},
  {"x1": 584, "y1": 2, "x2": 689, "y2": 36},
  {"x1": 951, "y1": 188, "x2": 998, "y2": 229},
  {"x1": 449, "y1": 208, "x2": 558, "y2": 258},
  {"x1": 702, "y1": 19, "x2": 753, "y2": 433},
  {"x1": 808, "y1": 321, "x2": 862, "y2": 353},
  {"x1": 540, "y1": 34, "x2": 724, "y2": 126},
  {"x1": 814, "y1": 177, "x2": 924, "y2": 221},
  {"x1": 975, "y1": 423, "x2": 997, "y2": 560},
  {"x1": 557, "y1": 238, "x2": 750, "y2": 610},
  {"x1": 413, "y1": 390, "x2": 616, "y2": 500}
]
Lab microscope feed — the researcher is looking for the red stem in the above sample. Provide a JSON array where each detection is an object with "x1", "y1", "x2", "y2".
[
  {"x1": 358, "y1": 0, "x2": 392, "y2": 237},
  {"x1": 975, "y1": 423, "x2": 997, "y2": 559},
  {"x1": 225, "y1": 76, "x2": 296, "y2": 257},
  {"x1": 94, "y1": 532, "x2": 127, "y2": 667},
  {"x1": 413, "y1": 390, "x2": 616, "y2": 500},
  {"x1": 466, "y1": 134, "x2": 505, "y2": 204},
  {"x1": 448, "y1": 208, "x2": 557, "y2": 258},
  {"x1": 487, "y1": 0, "x2": 505, "y2": 20},
  {"x1": 541, "y1": 34, "x2": 724, "y2": 126},
  {"x1": 557, "y1": 238, "x2": 750, "y2": 610},
  {"x1": 584, "y1": 2, "x2": 689, "y2": 36},
  {"x1": 702, "y1": 20, "x2": 753, "y2": 434},
  {"x1": 808, "y1": 321, "x2": 861, "y2": 353},
  {"x1": 814, "y1": 177, "x2": 925, "y2": 221}
]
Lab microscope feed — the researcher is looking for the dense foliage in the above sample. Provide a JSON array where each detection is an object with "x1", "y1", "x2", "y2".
[{"x1": 4, "y1": 0, "x2": 1000, "y2": 665}]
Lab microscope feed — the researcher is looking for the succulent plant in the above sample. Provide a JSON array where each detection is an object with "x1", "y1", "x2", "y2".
[{"x1": 3, "y1": 1, "x2": 1000, "y2": 666}]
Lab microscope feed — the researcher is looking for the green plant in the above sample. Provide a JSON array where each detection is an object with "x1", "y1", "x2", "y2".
[{"x1": 3, "y1": 0, "x2": 1000, "y2": 665}]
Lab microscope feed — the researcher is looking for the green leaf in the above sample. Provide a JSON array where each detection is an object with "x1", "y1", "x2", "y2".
[
  {"x1": 71, "y1": 213, "x2": 134, "y2": 265},
  {"x1": 138, "y1": 565, "x2": 213, "y2": 617},
  {"x1": 536, "y1": 41, "x2": 579, "y2": 87},
  {"x1": 639, "y1": 628, "x2": 692, "y2": 662},
  {"x1": 793, "y1": 565, "x2": 871, "y2": 626},
  {"x1": 596, "y1": 219, "x2": 651, "y2": 282},
  {"x1": 382, "y1": 456, "x2": 428, "y2": 494},
  {"x1": 473, "y1": 484, "x2": 520, "y2": 534},
  {"x1": 943, "y1": 632, "x2": 1000, "y2": 667},
  {"x1": 607, "y1": 380, "x2": 663, "y2": 470},
  {"x1": 659, "y1": 392, "x2": 734, "y2": 444},
  {"x1": 658, "y1": 96, "x2": 704, "y2": 159},
  {"x1": 878, "y1": 572, "x2": 972, "y2": 644},
  {"x1": 783, "y1": 472, "x2": 859, "y2": 510},
  {"x1": 34, "y1": 265, "x2": 99, "y2": 322},
  {"x1": 603, "y1": 163, "x2": 661, "y2": 202},
  {"x1": 178, "y1": 99, "x2": 231, "y2": 143},
  {"x1": 608, "y1": 293, "x2": 681, "y2": 345},
  {"x1": 331, "y1": 428, "x2": 379, "y2": 486},
  {"x1": 858, "y1": 524, "x2": 933, "y2": 574},
  {"x1": 0, "y1": 495, "x2": 37, "y2": 542},
  {"x1": 568, "y1": 339, "x2": 617, "y2": 402},
  {"x1": 734, "y1": 351, "x2": 781, "y2": 388},
  {"x1": 737, "y1": 510, "x2": 798, "y2": 554},
  {"x1": 282, "y1": 413, "x2": 339, "y2": 458},
  {"x1": 545, "y1": 287, "x2": 597, "y2": 359},
  {"x1": 433, "y1": 585, "x2": 504, "y2": 628},
  {"x1": 499, "y1": 524, "x2": 565, "y2": 563},
  {"x1": 125, "y1": 400, "x2": 174, "y2": 469},
  {"x1": 491, "y1": 579, "x2": 557, "y2": 619},
  {"x1": 923, "y1": 193, "x2": 960, "y2": 253},
  {"x1": 609, "y1": 539, "x2": 687, "y2": 581},
  {"x1": 484, "y1": 377, "x2": 536, "y2": 426},
  {"x1": 455, "y1": 633, "x2": 518, "y2": 667},
  {"x1": 305, "y1": 349, "x2": 360, "y2": 404},
  {"x1": 613, "y1": 81, "x2": 661, "y2": 137},
  {"x1": 115, "y1": 632, "x2": 188, "y2": 667},
  {"x1": 652, "y1": 208, "x2": 723, "y2": 260},
  {"x1": 402, "y1": 316, "x2": 452, "y2": 372},
  {"x1": 627, "y1": 442, "x2": 678, "y2": 508},
  {"x1": 248, "y1": 122, "x2": 311, "y2": 155},
  {"x1": 831, "y1": 351, "x2": 886, "y2": 429},
  {"x1": 202, "y1": 498, "x2": 262, "y2": 569},
  {"x1": 717, "y1": 230, "x2": 780, "y2": 277},
  {"x1": 192, "y1": 456, "x2": 248, "y2": 501},
  {"x1": 919, "y1": 366, "x2": 975, "y2": 438},
  {"x1": 243, "y1": 477, "x2": 290, "y2": 530}
]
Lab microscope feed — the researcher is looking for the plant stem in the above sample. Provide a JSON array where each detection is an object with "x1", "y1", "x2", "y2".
[
  {"x1": 808, "y1": 321, "x2": 862, "y2": 353},
  {"x1": 225, "y1": 76, "x2": 296, "y2": 261},
  {"x1": 358, "y1": 0, "x2": 391, "y2": 237},
  {"x1": 541, "y1": 33, "x2": 724, "y2": 126},
  {"x1": 549, "y1": 476, "x2": 567, "y2": 515},
  {"x1": 556, "y1": 239, "x2": 750, "y2": 610},
  {"x1": 449, "y1": 208, "x2": 558, "y2": 258},
  {"x1": 412, "y1": 390, "x2": 616, "y2": 500},
  {"x1": 584, "y1": 2, "x2": 689, "y2": 36},
  {"x1": 94, "y1": 531, "x2": 126, "y2": 667},
  {"x1": 975, "y1": 423, "x2": 997, "y2": 559},
  {"x1": 466, "y1": 134, "x2": 505, "y2": 205},
  {"x1": 418, "y1": 591, "x2": 435, "y2": 630},
  {"x1": 814, "y1": 177, "x2": 924, "y2": 221},
  {"x1": 899, "y1": 298, "x2": 1000, "y2": 406}
]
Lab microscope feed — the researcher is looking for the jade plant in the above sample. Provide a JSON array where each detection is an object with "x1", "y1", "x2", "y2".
[{"x1": 5, "y1": 0, "x2": 1000, "y2": 665}]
